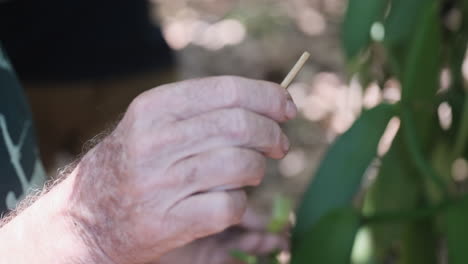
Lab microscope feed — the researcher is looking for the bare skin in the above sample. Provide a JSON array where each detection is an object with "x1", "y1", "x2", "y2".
[
  {"x1": 0, "y1": 76, "x2": 297, "y2": 264},
  {"x1": 155, "y1": 208, "x2": 289, "y2": 264}
]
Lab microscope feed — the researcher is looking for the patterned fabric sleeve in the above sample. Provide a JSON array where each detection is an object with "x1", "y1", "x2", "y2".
[{"x1": 0, "y1": 43, "x2": 46, "y2": 213}]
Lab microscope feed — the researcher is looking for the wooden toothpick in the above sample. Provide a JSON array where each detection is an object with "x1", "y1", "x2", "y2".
[{"x1": 280, "y1": 52, "x2": 310, "y2": 89}]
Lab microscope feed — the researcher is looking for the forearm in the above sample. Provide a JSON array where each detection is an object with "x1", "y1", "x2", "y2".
[{"x1": 0, "y1": 171, "x2": 113, "y2": 264}]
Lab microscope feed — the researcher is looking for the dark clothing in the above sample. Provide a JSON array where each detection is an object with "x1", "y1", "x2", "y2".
[
  {"x1": 0, "y1": 0, "x2": 176, "y2": 169},
  {"x1": 0, "y1": 0, "x2": 173, "y2": 81},
  {"x1": 0, "y1": 44, "x2": 45, "y2": 214}
]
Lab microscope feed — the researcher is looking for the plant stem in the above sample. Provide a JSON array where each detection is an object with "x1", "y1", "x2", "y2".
[
  {"x1": 365, "y1": 194, "x2": 468, "y2": 225},
  {"x1": 363, "y1": 201, "x2": 448, "y2": 225},
  {"x1": 400, "y1": 106, "x2": 449, "y2": 198}
]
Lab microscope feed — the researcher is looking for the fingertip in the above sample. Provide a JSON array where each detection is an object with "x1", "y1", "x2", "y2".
[
  {"x1": 255, "y1": 80, "x2": 295, "y2": 122},
  {"x1": 282, "y1": 134, "x2": 290, "y2": 153},
  {"x1": 285, "y1": 99, "x2": 298, "y2": 120}
]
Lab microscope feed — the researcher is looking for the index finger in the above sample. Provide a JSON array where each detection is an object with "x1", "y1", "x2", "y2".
[{"x1": 142, "y1": 76, "x2": 297, "y2": 123}]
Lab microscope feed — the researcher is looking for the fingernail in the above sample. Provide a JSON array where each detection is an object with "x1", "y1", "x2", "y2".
[
  {"x1": 285, "y1": 99, "x2": 297, "y2": 120},
  {"x1": 281, "y1": 134, "x2": 290, "y2": 154}
]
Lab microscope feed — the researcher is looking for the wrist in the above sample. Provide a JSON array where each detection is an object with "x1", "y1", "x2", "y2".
[
  {"x1": 0, "y1": 172, "x2": 115, "y2": 264},
  {"x1": 66, "y1": 136, "x2": 129, "y2": 264},
  {"x1": 59, "y1": 173, "x2": 118, "y2": 264},
  {"x1": 66, "y1": 134, "x2": 149, "y2": 264}
]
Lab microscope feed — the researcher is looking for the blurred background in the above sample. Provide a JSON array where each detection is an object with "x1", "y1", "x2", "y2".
[
  {"x1": 4, "y1": 0, "x2": 468, "y2": 263},
  {"x1": 0, "y1": 0, "x2": 399, "y2": 230},
  {"x1": 0, "y1": 0, "x2": 364, "y2": 212}
]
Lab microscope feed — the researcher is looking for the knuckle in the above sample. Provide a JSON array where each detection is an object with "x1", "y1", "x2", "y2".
[
  {"x1": 181, "y1": 166, "x2": 198, "y2": 186},
  {"x1": 251, "y1": 155, "x2": 266, "y2": 185},
  {"x1": 226, "y1": 109, "x2": 251, "y2": 142},
  {"x1": 166, "y1": 161, "x2": 193, "y2": 187},
  {"x1": 235, "y1": 151, "x2": 265, "y2": 186},
  {"x1": 270, "y1": 122, "x2": 283, "y2": 145},
  {"x1": 128, "y1": 92, "x2": 150, "y2": 115},
  {"x1": 219, "y1": 148, "x2": 243, "y2": 164},
  {"x1": 222, "y1": 76, "x2": 244, "y2": 106},
  {"x1": 215, "y1": 191, "x2": 246, "y2": 227}
]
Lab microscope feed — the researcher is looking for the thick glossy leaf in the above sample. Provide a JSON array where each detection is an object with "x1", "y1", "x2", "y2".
[
  {"x1": 293, "y1": 104, "x2": 395, "y2": 242},
  {"x1": 401, "y1": 2, "x2": 441, "y2": 104},
  {"x1": 342, "y1": 0, "x2": 388, "y2": 59},
  {"x1": 384, "y1": 0, "x2": 431, "y2": 46},
  {"x1": 444, "y1": 198, "x2": 468, "y2": 264},
  {"x1": 291, "y1": 208, "x2": 360, "y2": 264}
]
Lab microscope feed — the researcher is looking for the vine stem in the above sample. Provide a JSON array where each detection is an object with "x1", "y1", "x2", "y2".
[
  {"x1": 365, "y1": 194, "x2": 468, "y2": 225},
  {"x1": 363, "y1": 201, "x2": 449, "y2": 225},
  {"x1": 400, "y1": 106, "x2": 449, "y2": 198}
]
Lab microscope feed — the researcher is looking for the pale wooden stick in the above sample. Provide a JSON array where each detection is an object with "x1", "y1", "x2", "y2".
[{"x1": 280, "y1": 52, "x2": 310, "y2": 89}]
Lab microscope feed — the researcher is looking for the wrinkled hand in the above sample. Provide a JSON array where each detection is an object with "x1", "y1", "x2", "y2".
[
  {"x1": 67, "y1": 76, "x2": 297, "y2": 264},
  {"x1": 155, "y1": 208, "x2": 288, "y2": 264}
]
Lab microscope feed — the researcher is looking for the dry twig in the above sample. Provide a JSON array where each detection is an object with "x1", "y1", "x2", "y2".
[{"x1": 280, "y1": 52, "x2": 310, "y2": 89}]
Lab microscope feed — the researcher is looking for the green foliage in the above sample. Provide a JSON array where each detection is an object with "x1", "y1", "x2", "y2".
[
  {"x1": 401, "y1": 2, "x2": 441, "y2": 104},
  {"x1": 267, "y1": 194, "x2": 292, "y2": 233},
  {"x1": 231, "y1": 250, "x2": 258, "y2": 264},
  {"x1": 342, "y1": 0, "x2": 388, "y2": 59},
  {"x1": 444, "y1": 198, "x2": 468, "y2": 264},
  {"x1": 292, "y1": 0, "x2": 468, "y2": 262},
  {"x1": 293, "y1": 104, "x2": 395, "y2": 243},
  {"x1": 399, "y1": 219, "x2": 438, "y2": 264},
  {"x1": 363, "y1": 134, "x2": 422, "y2": 260},
  {"x1": 384, "y1": 0, "x2": 431, "y2": 47},
  {"x1": 291, "y1": 208, "x2": 360, "y2": 264}
]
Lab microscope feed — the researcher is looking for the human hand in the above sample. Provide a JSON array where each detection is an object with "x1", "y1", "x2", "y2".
[
  {"x1": 154, "y1": 208, "x2": 288, "y2": 264},
  {"x1": 67, "y1": 76, "x2": 297, "y2": 264}
]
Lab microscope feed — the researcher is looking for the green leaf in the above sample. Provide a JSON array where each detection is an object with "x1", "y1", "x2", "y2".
[
  {"x1": 449, "y1": 1, "x2": 468, "y2": 159},
  {"x1": 444, "y1": 198, "x2": 468, "y2": 264},
  {"x1": 429, "y1": 141, "x2": 455, "y2": 202},
  {"x1": 267, "y1": 194, "x2": 292, "y2": 233},
  {"x1": 448, "y1": 0, "x2": 468, "y2": 95},
  {"x1": 384, "y1": 0, "x2": 432, "y2": 46},
  {"x1": 399, "y1": 2, "x2": 442, "y2": 169},
  {"x1": 401, "y1": 2, "x2": 441, "y2": 105},
  {"x1": 291, "y1": 208, "x2": 360, "y2": 264},
  {"x1": 293, "y1": 104, "x2": 396, "y2": 242},
  {"x1": 230, "y1": 250, "x2": 258, "y2": 264},
  {"x1": 363, "y1": 134, "x2": 422, "y2": 260},
  {"x1": 401, "y1": 108, "x2": 448, "y2": 196},
  {"x1": 342, "y1": 0, "x2": 388, "y2": 59}
]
